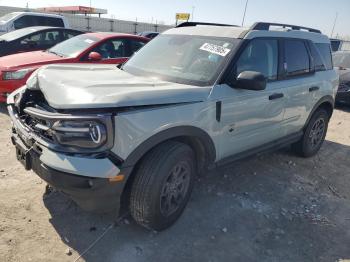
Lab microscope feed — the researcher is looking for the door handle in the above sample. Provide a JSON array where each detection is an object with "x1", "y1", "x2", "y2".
[
  {"x1": 309, "y1": 86, "x2": 320, "y2": 92},
  {"x1": 269, "y1": 93, "x2": 284, "y2": 100}
]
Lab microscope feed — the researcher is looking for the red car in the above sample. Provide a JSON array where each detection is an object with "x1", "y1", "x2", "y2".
[{"x1": 0, "y1": 32, "x2": 149, "y2": 102}]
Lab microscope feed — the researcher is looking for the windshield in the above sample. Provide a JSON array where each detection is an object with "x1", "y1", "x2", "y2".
[
  {"x1": 0, "y1": 27, "x2": 38, "y2": 41},
  {"x1": 333, "y1": 52, "x2": 350, "y2": 69},
  {"x1": 123, "y1": 34, "x2": 240, "y2": 86},
  {"x1": 0, "y1": 13, "x2": 18, "y2": 24},
  {"x1": 48, "y1": 34, "x2": 99, "y2": 58}
]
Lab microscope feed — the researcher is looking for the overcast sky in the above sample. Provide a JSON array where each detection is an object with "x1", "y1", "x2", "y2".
[{"x1": 0, "y1": 0, "x2": 349, "y2": 38}]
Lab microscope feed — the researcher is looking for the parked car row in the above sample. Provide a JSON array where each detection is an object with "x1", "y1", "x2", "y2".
[
  {"x1": 0, "y1": 29, "x2": 149, "y2": 102},
  {"x1": 5, "y1": 21, "x2": 341, "y2": 231}
]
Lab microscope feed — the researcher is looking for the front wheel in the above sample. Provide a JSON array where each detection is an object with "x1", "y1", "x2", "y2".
[
  {"x1": 292, "y1": 109, "x2": 329, "y2": 157},
  {"x1": 129, "y1": 141, "x2": 195, "y2": 231}
]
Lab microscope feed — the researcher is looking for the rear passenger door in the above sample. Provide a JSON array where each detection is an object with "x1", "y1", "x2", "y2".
[{"x1": 280, "y1": 39, "x2": 324, "y2": 136}]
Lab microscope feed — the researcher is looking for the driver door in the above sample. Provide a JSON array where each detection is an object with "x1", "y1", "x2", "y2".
[{"x1": 212, "y1": 38, "x2": 287, "y2": 160}]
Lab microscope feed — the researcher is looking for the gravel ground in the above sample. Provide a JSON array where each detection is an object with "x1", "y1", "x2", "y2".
[{"x1": 0, "y1": 103, "x2": 349, "y2": 262}]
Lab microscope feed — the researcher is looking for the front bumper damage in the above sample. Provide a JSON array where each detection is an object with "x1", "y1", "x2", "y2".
[{"x1": 7, "y1": 90, "x2": 129, "y2": 213}]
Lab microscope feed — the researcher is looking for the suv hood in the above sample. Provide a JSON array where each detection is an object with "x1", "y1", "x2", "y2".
[{"x1": 33, "y1": 64, "x2": 211, "y2": 109}]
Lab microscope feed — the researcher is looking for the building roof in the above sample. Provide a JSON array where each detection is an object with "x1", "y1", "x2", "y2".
[{"x1": 38, "y1": 6, "x2": 107, "y2": 15}]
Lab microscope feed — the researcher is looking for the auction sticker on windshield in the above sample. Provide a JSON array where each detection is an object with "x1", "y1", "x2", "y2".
[
  {"x1": 84, "y1": 39, "x2": 96, "y2": 44},
  {"x1": 200, "y1": 43, "x2": 231, "y2": 57}
]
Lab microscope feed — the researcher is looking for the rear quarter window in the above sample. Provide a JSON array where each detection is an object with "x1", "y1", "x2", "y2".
[
  {"x1": 44, "y1": 17, "x2": 64, "y2": 27},
  {"x1": 35, "y1": 16, "x2": 64, "y2": 27},
  {"x1": 315, "y1": 43, "x2": 333, "y2": 70}
]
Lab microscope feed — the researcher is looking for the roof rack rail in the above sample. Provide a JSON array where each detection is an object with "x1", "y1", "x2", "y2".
[
  {"x1": 251, "y1": 22, "x2": 321, "y2": 34},
  {"x1": 176, "y1": 22, "x2": 238, "y2": 28}
]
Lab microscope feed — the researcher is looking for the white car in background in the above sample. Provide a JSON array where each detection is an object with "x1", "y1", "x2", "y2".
[{"x1": 0, "y1": 12, "x2": 70, "y2": 35}]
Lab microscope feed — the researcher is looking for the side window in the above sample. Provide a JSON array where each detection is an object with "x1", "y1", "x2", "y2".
[
  {"x1": 45, "y1": 17, "x2": 64, "y2": 27},
  {"x1": 43, "y1": 30, "x2": 61, "y2": 45},
  {"x1": 30, "y1": 16, "x2": 42, "y2": 26},
  {"x1": 284, "y1": 40, "x2": 310, "y2": 77},
  {"x1": 22, "y1": 32, "x2": 42, "y2": 42},
  {"x1": 236, "y1": 39, "x2": 278, "y2": 81},
  {"x1": 13, "y1": 15, "x2": 34, "y2": 29},
  {"x1": 128, "y1": 40, "x2": 146, "y2": 56},
  {"x1": 16, "y1": 16, "x2": 64, "y2": 28},
  {"x1": 21, "y1": 30, "x2": 61, "y2": 46},
  {"x1": 309, "y1": 43, "x2": 326, "y2": 72},
  {"x1": 315, "y1": 43, "x2": 333, "y2": 70},
  {"x1": 92, "y1": 39, "x2": 128, "y2": 59}
]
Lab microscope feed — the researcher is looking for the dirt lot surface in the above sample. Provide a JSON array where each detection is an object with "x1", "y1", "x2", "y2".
[{"x1": 0, "y1": 103, "x2": 349, "y2": 262}]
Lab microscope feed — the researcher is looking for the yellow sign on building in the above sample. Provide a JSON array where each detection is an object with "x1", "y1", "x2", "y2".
[{"x1": 176, "y1": 13, "x2": 190, "y2": 21}]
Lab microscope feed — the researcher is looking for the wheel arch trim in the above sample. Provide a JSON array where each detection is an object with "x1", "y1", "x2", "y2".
[
  {"x1": 304, "y1": 95, "x2": 334, "y2": 129},
  {"x1": 121, "y1": 126, "x2": 217, "y2": 169}
]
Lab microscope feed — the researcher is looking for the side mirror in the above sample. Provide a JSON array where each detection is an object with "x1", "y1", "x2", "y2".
[
  {"x1": 235, "y1": 71, "x2": 267, "y2": 91},
  {"x1": 88, "y1": 52, "x2": 102, "y2": 61}
]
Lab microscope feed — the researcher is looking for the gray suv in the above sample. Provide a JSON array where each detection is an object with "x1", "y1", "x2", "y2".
[{"x1": 7, "y1": 22, "x2": 338, "y2": 231}]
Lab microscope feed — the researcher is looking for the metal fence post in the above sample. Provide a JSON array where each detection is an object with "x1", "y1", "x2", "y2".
[
  {"x1": 109, "y1": 20, "x2": 114, "y2": 32},
  {"x1": 134, "y1": 18, "x2": 138, "y2": 34},
  {"x1": 86, "y1": 16, "x2": 91, "y2": 31}
]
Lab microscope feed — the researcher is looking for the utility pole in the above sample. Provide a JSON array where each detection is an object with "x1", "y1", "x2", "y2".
[
  {"x1": 331, "y1": 12, "x2": 338, "y2": 38},
  {"x1": 191, "y1": 6, "x2": 195, "y2": 21},
  {"x1": 241, "y1": 0, "x2": 249, "y2": 26}
]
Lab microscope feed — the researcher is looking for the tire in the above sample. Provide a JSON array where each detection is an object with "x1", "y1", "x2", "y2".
[
  {"x1": 129, "y1": 141, "x2": 196, "y2": 231},
  {"x1": 292, "y1": 109, "x2": 329, "y2": 157}
]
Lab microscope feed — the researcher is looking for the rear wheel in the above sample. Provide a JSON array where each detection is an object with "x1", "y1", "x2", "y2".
[
  {"x1": 292, "y1": 109, "x2": 329, "y2": 157},
  {"x1": 129, "y1": 141, "x2": 195, "y2": 231}
]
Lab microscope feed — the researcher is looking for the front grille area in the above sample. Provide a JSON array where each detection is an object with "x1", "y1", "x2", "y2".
[
  {"x1": 14, "y1": 89, "x2": 58, "y2": 144},
  {"x1": 22, "y1": 112, "x2": 56, "y2": 143},
  {"x1": 10, "y1": 87, "x2": 114, "y2": 154}
]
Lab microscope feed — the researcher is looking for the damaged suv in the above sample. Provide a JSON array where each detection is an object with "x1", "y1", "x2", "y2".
[{"x1": 8, "y1": 22, "x2": 338, "y2": 231}]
